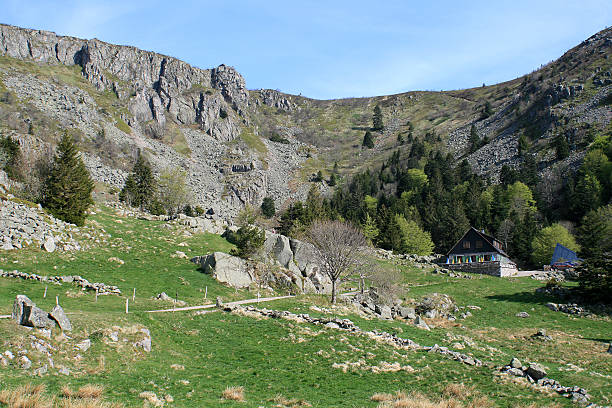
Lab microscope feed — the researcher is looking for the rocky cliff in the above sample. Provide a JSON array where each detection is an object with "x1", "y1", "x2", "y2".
[
  {"x1": 0, "y1": 24, "x2": 313, "y2": 219},
  {"x1": 0, "y1": 23, "x2": 610, "y2": 219}
]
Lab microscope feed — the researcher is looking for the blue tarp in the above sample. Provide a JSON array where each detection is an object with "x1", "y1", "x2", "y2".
[{"x1": 550, "y1": 243, "x2": 581, "y2": 266}]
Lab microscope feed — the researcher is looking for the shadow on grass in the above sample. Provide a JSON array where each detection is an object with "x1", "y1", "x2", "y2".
[
  {"x1": 583, "y1": 337, "x2": 611, "y2": 344},
  {"x1": 486, "y1": 291, "x2": 552, "y2": 305}
]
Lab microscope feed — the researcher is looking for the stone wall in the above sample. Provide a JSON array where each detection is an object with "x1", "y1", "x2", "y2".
[{"x1": 445, "y1": 261, "x2": 518, "y2": 277}]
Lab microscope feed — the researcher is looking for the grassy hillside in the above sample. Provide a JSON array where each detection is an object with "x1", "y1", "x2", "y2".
[
  {"x1": 0, "y1": 206, "x2": 610, "y2": 407},
  {"x1": 250, "y1": 27, "x2": 611, "y2": 184}
]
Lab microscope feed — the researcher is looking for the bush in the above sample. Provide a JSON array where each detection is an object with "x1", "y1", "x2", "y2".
[
  {"x1": 261, "y1": 197, "x2": 276, "y2": 218},
  {"x1": 394, "y1": 215, "x2": 434, "y2": 255},
  {"x1": 269, "y1": 134, "x2": 290, "y2": 144},
  {"x1": 229, "y1": 225, "x2": 265, "y2": 259}
]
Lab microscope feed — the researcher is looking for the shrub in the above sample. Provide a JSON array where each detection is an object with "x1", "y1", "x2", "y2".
[
  {"x1": 261, "y1": 196, "x2": 276, "y2": 218},
  {"x1": 230, "y1": 225, "x2": 265, "y2": 259},
  {"x1": 269, "y1": 134, "x2": 290, "y2": 144}
]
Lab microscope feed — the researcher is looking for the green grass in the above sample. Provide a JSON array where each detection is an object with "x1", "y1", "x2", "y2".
[
  {"x1": 0, "y1": 206, "x2": 610, "y2": 407},
  {"x1": 113, "y1": 115, "x2": 132, "y2": 134}
]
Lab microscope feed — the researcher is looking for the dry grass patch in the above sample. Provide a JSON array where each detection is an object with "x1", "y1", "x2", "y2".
[
  {"x1": 0, "y1": 383, "x2": 122, "y2": 408},
  {"x1": 221, "y1": 386, "x2": 245, "y2": 402},
  {"x1": 269, "y1": 394, "x2": 312, "y2": 407},
  {"x1": 0, "y1": 384, "x2": 52, "y2": 408},
  {"x1": 370, "y1": 388, "x2": 494, "y2": 408}
]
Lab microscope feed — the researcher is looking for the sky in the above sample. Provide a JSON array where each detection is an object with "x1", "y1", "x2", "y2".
[{"x1": 2, "y1": 1, "x2": 611, "y2": 99}]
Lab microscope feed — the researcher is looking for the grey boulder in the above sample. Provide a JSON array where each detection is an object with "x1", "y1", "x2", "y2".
[
  {"x1": 525, "y1": 363, "x2": 547, "y2": 380},
  {"x1": 196, "y1": 252, "x2": 254, "y2": 288},
  {"x1": 12, "y1": 295, "x2": 54, "y2": 329},
  {"x1": 49, "y1": 305, "x2": 71, "y2": 331}
]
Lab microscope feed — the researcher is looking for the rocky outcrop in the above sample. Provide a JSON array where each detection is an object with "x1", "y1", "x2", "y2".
[
  {"x1": 191, "y1": 230, "x2": 332, "y2": 294},
  {"x1": 12, "y1": 295, "x2": 62, "y2": 329},
  {"x1": 0, "y1": 195, "x2": 84, "y2": 251},
  {"x1": 0, "y1": 24, "x2": 248, "y2": 139},
  {"x1": 194, "y1": 252, "x2": 254, "y2": 289},
  {"x1": 253, "y1": 89, "x2": 299, "y2": 111},
  {"x1": 263, "y1": 231, "x2": 332, "y2": 293}
]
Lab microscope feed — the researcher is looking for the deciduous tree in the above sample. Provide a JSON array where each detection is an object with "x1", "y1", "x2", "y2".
[{"x1": 306, "y1": 220, "x2": 367, "y2": 304}]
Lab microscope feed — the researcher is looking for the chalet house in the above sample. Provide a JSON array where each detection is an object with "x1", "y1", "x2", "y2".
[{"x1": 444, "y1": 227, "x2": 518, "y2": 277}]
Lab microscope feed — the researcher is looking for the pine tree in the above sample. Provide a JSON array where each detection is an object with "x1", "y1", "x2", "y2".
[
  {"x1": 362, "y1": 213, "x2": 379, "y2": 244},
  {"x1": 44, "y1": 133, "x2": 94, "y2": 226},
  {"x1": 363, "y1": 131, "x2": 374, "y2": 149},
  {"x1": 372, "y1": 104, "x2": 384, "y2": 131},
  {"x1": 120, "y1": 151, "x2": 156, "y2": 210},
  {"x1": 468, "y1": 125, "x2": 480, "y2": 153},
  {"x1": 261, "y1": 197, "x2": 276, "y2": 218},
  {"x1": 518, "y1": 134, "x2": 529, "y2": 156},
  {"x1": 555, "y1": 134, "x2": 570, "y2": 160},
  {"x1": 327, "y1": 172, "x2": 337, "y2": 186}
]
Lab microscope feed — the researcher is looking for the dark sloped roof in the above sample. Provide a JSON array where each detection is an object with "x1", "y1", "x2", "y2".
[{"x1": 447, "y1": 227, "x2": 511, "y2": 258}]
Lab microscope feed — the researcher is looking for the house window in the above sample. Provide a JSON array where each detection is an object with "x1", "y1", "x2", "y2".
[
  {"x1": 462, "y1": 241, "x2": 471, "y2": 249},
  {"x1": 476, "y1": 240, "x2": 483, "y2": 249}
]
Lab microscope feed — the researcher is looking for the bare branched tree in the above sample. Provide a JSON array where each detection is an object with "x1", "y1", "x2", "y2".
[{"x1": 306, "y1": 220, "x2": 367, "y2": 304}]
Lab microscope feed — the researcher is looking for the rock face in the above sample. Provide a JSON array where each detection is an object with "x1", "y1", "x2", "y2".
[
  {"x1": 0, "y1": 24, "x2": 313, "y2": 221},
  {"x1": 196, "y1": 252, "x2": 254, "y2": 289}
]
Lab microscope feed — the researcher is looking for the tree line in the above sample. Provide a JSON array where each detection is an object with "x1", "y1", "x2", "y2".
[{"x1": 276, "y1": 130, "x2": 611, "y2": 301}]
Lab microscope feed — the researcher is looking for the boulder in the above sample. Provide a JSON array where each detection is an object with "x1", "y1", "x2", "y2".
[
  {"x1": 515, "y1": 312, "x2": 530, "y2": 318},
  {"x1": 272, "y1": 235, "x2": 293, "y2": 268},
  {"x1": 375, "y1": 304, "x2": 392, "y2": 319},
  {"x1": 289, "y1": 238, "x2": 318, "y2": 272},
  {"x1": 506, "y1": 368, "x2": 524, "y2": 377},
  {"x1": 12, "y1": 295, "x2": 35, "y2": 325},
  {"x1": 43, "y1": 236, "x2": 56, "y2": 253},
  {"x1": 12, "y1": 295, "x2": 54, "y2": 329},
  {"x1": 49, "y1": 305, "x2": 71, "y2": 331},
  {"x1": 525, "y1": 363, "x2": 547, "y2": 380},
  {"x1": 510, "y1": 357, "x2": 522, "y2": 369},
  {"x1": 414, "y1": 316, "x2": 430, "y2": 330},
  {"x1": 76, "y1": 339, "x2": 91, "y2": 352},
  {"x1": 198, "y1": 252, "x2": 253, "y2": 288},
  {"x1": 398, "y1": 306, "x2": 416, "y2": 320}
]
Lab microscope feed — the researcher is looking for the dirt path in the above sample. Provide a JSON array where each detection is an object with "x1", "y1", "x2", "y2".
[{"x1": 145, "y1": 294, "x2": 295, "y2": 313}]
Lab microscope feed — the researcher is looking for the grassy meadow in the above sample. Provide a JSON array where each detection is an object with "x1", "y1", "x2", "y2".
[{"x1": 0, "y1": 206, "x2": 610, "y2": 407}]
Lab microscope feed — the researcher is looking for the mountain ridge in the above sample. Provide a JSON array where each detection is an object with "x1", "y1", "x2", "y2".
[{"x1": 0, "y1": 23, "x2": 610, "y2": 220}]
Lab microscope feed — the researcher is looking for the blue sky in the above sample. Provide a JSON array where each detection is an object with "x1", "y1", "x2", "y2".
[{"x1": 2, "y1": 1, "x2": 610, "y2": 99}]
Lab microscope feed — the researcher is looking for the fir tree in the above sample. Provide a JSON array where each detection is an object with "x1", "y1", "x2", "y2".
[
  {"x1": 327, "y1": 172, "x2": 337, "y2": 186},
  {"x1": 261, "y1": 197, "x2": 276, "y2": 218},
  {"x1": 468, "y1": 125, "x2": 480, "y2": 153},
  {"x1": 554, "y1": 134, "x2": 570, "y2": 160},
  {"x1": 120, "y1": 151, "x2": 156, "y2": 210},
  {"x1": 518, "y1": 134, "x2": 529, "y2": 156},
  {"x1": 363, "y1": 131, "x2": 374, "y2": 149},
  {"x1": 372, "y1": 104, "x2": 384, "y2": 131},
  {"x1": 44, "y1": 133, "x2": 94, "y2": 226},
  {"x1": 362, "y1": 213, "x2": 379, "y2": 244}
]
